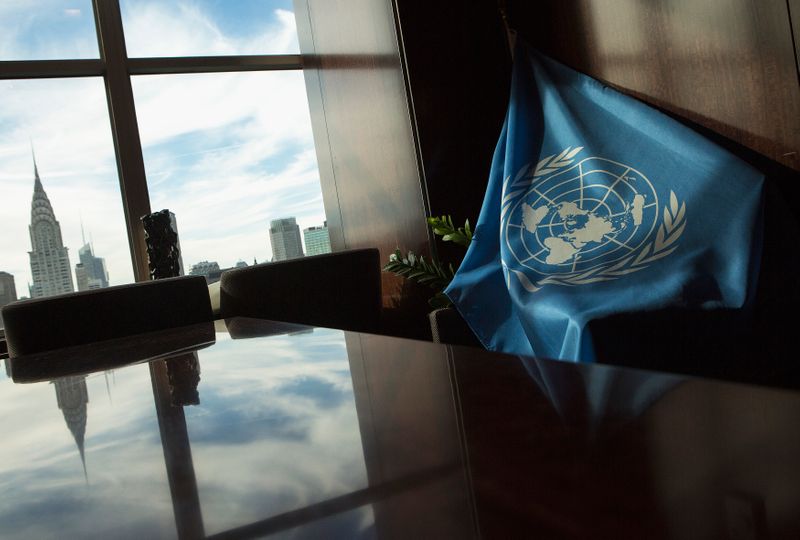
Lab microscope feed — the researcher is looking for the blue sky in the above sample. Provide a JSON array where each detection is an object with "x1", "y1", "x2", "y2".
[{"x1": 0, "y1": 1, "x2": 325, "y2": 293}]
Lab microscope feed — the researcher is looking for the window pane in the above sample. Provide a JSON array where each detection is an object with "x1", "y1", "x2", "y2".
[
  {"x1": 120, "y1": 0, "x2": 300, "y2": 57},
  {"x1": 132, "y1": 70, "x2": 326, "y2": 276},
  {"x1": 0, "y1": 78, "x2": 133, "y2": 328},
  {"x1": 0, "y1": 1, "x2": 98, "y2": 60}
]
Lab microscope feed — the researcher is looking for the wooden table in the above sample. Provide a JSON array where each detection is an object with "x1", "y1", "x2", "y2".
[{"x1": 1, "y1": 318, "x2": 799, "y2": 539}]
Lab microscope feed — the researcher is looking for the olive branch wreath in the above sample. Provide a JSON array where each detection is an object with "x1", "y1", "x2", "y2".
[
  {"x1": 501, "y1": 146, "x2": 584, "y2": 222},
  {"x1": 501, "y1": 147, "x2": 687, "y2": 292}
]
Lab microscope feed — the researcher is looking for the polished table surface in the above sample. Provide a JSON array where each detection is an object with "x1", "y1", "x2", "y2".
[{"x1": 1, "y1": 318, "x2": 799, "y2": 539}]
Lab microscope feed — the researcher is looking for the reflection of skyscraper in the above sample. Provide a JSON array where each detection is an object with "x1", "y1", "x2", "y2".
[
  {"x1": 303, "y1": 221, "x2": 332, "y2": 256},
  {"x1": 0, "y1": 271, "x2": 17, "y2": 327},
  {"x1": 28, "y1": 156, "x2": 74, "y2": 298},
  {"x1": 75, "y1": 243, "x2": 109, "y2": 291},
  {"x1": 53, "y1": 375, "x2": 89, "y2": 477},
  {"x1": 269, "y1": 217, "x2": 304, "y2": 261},
  {"x1": 166, "y1": 352, "x2": 202, "y2": 407}
]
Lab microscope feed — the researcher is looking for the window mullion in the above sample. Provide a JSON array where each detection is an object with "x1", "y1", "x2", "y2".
[
  {"x1": 93, "y1": 0, "x2": 151, "y2": 282},
  {"x1": 128, "y1": 54, "x2": 303, "y2": 75},
  {"x1": 0, "y1": 59, "x2": 105, "y2": 79}
]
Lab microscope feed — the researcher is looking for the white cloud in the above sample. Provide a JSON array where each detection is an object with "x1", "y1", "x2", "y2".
[
  {"x1": 0, "y1": 0, "x2": 98, "y2": 60},
  {"x1": 121, "y1": 3, "x2": 299, "y2": 57}
]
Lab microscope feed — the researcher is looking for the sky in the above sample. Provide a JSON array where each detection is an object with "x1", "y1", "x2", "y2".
[{"x1": 0, "y1": 0, "x2": 326, "y2": 294}]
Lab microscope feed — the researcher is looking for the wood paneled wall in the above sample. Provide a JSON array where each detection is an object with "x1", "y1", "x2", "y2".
[
  {"x1": 294, "y1": 0, "x2": 433, "y2": 337},
  {"x1": 508, "y1": 0, "x2": 800, "y2": 171}
]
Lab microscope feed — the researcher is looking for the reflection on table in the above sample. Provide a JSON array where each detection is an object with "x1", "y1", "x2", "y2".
[{"x1": 1, "y1": 318, "x2": 799, "y2": 539}]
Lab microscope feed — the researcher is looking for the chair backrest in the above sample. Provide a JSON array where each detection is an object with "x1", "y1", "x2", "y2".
[
  {"x1": 1, "y1": 275, "x2": 213, "y2": 358},
  {"x1": 219, "y1": 248, "x2": 382, "y2": 333}
]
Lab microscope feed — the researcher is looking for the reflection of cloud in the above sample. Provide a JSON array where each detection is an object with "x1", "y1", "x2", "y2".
[
  {"x1": 0, "y1": 328, "x2": 371, "y2": 538},
  {"x1": 1, "y1": 2, "x2": 322, "y2": 288},
  {"x1": 186, "y1": 390, "x2": 310, "y2": 444},
  {"x1": 183, "y1": 330, "x2": 370, "y2": 535},
  {"x1": 280, "y1": 376, "x2": 353, "y2": 408},
  {"x1": 63, "y1": 9, "x2": 82, "y2": 17},
  {"x1": 0, "y1": 364, "x2": 176, "y2": 539},
  {"x1": 282, "y1": 506, "x2": 376, "y2": 540}
]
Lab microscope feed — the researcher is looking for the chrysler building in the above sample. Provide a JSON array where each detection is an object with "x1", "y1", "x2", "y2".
[{"x1": 28, "y1": 156, "x2": 75, "y2": 297}]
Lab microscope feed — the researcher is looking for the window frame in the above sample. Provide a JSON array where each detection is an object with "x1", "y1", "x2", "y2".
[{"x1": 0, "y1": 0, "x2": 303, "y2": 282}]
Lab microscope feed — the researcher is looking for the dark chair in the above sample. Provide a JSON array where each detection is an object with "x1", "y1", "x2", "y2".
[
  {"x1": 1, "y1": 275, "x2": 213, "y2": 358},
  {"x1": 219, "y1": 248, "x2": 382, "y2": 333}
]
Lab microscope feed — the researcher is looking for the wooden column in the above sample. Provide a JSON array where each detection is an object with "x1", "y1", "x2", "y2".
[{"x1": 294, "y1": 0, "x2": 432, "y2": 338}]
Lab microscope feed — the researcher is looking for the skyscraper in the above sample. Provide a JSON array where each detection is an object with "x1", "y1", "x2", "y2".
[
  {"x1": 0, "y1": 271, "x2": 17, "y2": 327},
  {"x1": 269, "y1": 217, "x2": 304, "y2": 261},
  {"x1": 75, "y1": 242, "x2": 109, "y2": 291},
  {"x1": 303, "y1": 221, "x2": 332, "y2": 256},
  {"x1": 28, "y1": 157, "x2": 74, "y2": 298}
]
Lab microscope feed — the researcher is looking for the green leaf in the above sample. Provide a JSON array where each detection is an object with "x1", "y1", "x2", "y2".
[
  {"x1": 384, "y1": 214, "x2": 474, "y2": 305},
  {"x1": 427, "y1": 215, "x2": 473, "y2": 248}
]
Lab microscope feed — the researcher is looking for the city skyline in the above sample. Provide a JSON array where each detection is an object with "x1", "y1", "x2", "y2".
[
  {"x1": 1, "y1": 1, "x2": 326, "y2": 293},
  {"x1": 1, "y1": 208, "x2": 333, "y2": 300}
]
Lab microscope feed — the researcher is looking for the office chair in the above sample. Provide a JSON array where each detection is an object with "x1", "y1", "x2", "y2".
[
  {"x1": 1, "y1": 275, "x2": 213, "y2": 358},
  {"x1": 219, "y1": 248, "x2": 382, "y2": 333}
]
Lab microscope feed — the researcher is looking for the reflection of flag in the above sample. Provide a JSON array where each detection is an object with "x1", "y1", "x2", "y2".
[
  {"x1": 445, "y1": 41, "x2": 764, "y2": 362},
  {"x1": 520, "y1": 355, "x2": 681, "y2": 432}
]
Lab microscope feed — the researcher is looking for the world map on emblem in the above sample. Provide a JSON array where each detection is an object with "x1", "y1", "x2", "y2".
[{"x1": 504, "y1": 156, "x2": 659, "y2": 276}]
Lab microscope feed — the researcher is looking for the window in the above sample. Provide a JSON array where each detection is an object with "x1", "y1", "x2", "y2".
[
  {"x1": 132, "y1": 70, "x2": 324, "y2": 270},
  {"x1": 0, "y1": 1, "x2": 325, "y2": 327},
  {"x1": 0, "y1": 77, "x2": 131, "y2": 300}
]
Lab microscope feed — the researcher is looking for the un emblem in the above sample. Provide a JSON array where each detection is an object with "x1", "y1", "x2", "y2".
[{"x1": 500, "y1": 147, "x2": 686, "y2": 292}]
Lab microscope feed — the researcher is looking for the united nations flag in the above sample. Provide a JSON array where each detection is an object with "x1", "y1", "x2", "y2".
[{"x1": 445, "y1": 42, "x2": 764, "y2": 362}]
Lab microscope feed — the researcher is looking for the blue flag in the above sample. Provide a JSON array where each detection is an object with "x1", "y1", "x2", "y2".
[{"x1": 445, "y1": 42, "x2": 764, "y2": 362}]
